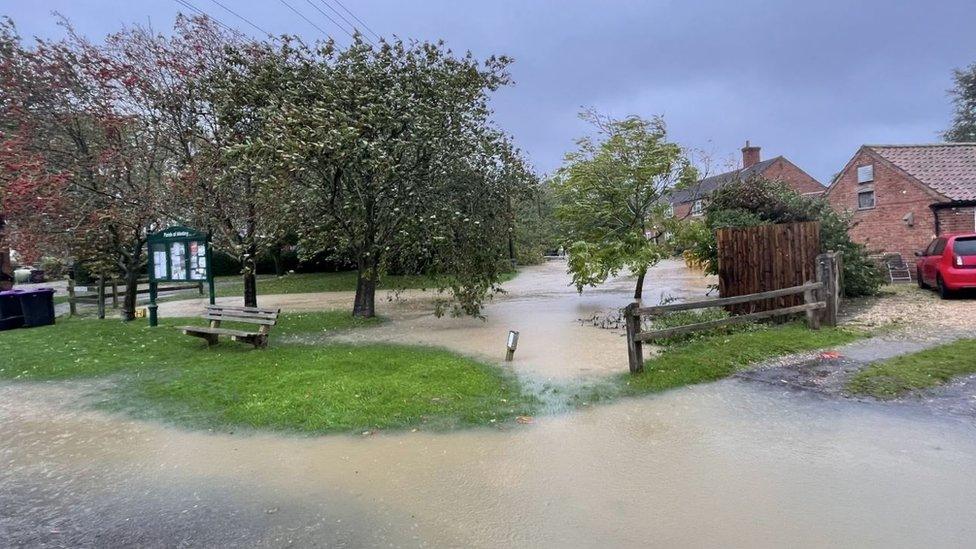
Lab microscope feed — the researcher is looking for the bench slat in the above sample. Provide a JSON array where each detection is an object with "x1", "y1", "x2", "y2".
[
  {"x1": 206, "y1": 310, "x2": 280, "y2": 320},
  {"x1": 201, "y1": 314, "x2": 276, "y2": 326},
  {"x1": 207, "y1": 305, "x2": 281, "y2": 315},
  {"x1": 180, "y1": 326, "x2": 256, "y2": 338}
]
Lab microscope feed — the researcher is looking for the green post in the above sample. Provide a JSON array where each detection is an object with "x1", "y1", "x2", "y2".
[
  {"x1": 148, "y1": 280, "x2": 158, "y2": 327},
  {"x1": 207, "y1": 234, "x2": 216, "y2": 305}
]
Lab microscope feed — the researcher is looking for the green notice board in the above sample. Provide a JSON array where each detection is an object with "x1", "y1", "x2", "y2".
[{"x1": 147, "y1": 226, "x2": 215, "y2": 326}]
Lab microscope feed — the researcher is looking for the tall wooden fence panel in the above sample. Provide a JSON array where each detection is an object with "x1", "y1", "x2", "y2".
[{"x1": 716, "y1": 221, "x2": 821, "y2": 314}]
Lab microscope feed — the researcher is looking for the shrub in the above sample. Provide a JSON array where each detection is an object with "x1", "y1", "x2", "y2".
[{"x1": 676, "y1": 177, "x2": 884, "y2": 297}]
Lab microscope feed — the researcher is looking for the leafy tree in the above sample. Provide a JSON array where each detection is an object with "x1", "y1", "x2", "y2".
[
  {"x1": 0, "y1": 18, "x2": 168, "y2": 320},
  {"x1": 945, "y1": 62, "x2": 976, "y2": 142},
  {"x1": 109, "y1": 16, "x2": 291, "y2": 308},
  {"x1": 242, "y1": 37, "x2": 532, "y2": 317},
  {"x1": 553, "y1": 111, "x2": 696, "y2": 300},
  {"x1": 677, "y1": 176, "x2": 885, "y2": 297}
]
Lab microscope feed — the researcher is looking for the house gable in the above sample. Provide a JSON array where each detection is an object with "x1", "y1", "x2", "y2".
[
  {"x1": 758, "y1": 157, "x2": 824, "y2": 195},
  {"x1": 826, "y1": 147, "x2": 941, "y2": 259}
]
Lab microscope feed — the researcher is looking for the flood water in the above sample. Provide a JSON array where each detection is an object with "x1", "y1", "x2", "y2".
[
  {"x1": 334, "y1": 259, "x2": 714, "y2": 380},
  {"x1": 5, "y1": 260, "x2": 976, "y2": 547},
  {"x1": 3, "y1": 380, "x2": 975, "y2": 547}
]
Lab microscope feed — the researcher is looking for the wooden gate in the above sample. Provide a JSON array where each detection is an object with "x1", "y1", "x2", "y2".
[{"x1": 716, "y1": 221, "x2": 821, "y2": 314}]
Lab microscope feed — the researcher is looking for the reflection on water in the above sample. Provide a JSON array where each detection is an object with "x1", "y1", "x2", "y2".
[{"x1": 3, "y1": 380, "x2": 975, "y2": 547}]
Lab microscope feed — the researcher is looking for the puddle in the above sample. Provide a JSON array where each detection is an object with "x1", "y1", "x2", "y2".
[{"x1": 3, "y1": 380, "x2": 975, "y2": 547}]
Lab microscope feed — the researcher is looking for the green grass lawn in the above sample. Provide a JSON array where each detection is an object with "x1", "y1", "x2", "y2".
[
  {"x1": 847, "y1": 338, "x2": 976, "y2": 399},
  {"x1": 0, "y1": 314, "x2": 535, "y2": 433},
  {"x1": 214, "y1": 270, "x2": 517, "y2": 298},
  {"x1": 622, "y1": 323, "x2": 864, "y2": 395}
]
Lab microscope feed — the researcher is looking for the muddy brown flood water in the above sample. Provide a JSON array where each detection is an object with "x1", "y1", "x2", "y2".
[
  {"x1": 4, "y1": 261, "x2": 976, "y2": 547},
  {"x1": 3, "y1": 381, "x2": 975, "y2": 547}
]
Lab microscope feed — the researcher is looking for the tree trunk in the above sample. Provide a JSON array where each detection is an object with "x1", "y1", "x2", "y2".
[
  {"x1": 353, "y1": 258, "x2": 379, "y2": 318},
  {"x1": 271, "y1": 247, "x2": 284, "y2": 277},
  {"x1": 120, "y1": 243, "x2": 143, "y2": 322},
  {"x1": 633, "y1": 270, "x2": 646, "y2": 302},
  {"x1": 121, "y1": 269, "x2": 139, "y2": 321},
  {"x1": 242, "y1": 250, "x2": 258, "y2": 308}
]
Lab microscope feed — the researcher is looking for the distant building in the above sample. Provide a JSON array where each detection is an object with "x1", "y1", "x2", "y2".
[
  {"x1": 667, "y1": 142, "x2": 824, "y2": 219},
  {"x1": 825, "y1": 143, "x2": 976, "y2": 261}
]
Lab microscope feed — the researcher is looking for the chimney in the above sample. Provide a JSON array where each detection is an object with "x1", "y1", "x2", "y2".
[{"x1": 741, "y1": 140, "x2": 761, "y2": 168}]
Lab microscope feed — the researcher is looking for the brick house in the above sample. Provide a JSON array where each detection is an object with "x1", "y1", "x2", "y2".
[
  {"x1": 825, "y1": 143, "x2": 976, "y2": 262},
  {"x1": 668, "y1": 142, "x2": 824, "y2": 218}
]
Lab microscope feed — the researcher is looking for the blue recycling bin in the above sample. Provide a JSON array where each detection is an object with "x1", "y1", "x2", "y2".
[
  {"x1": 17, "y1": 288, "x2": 55, "y2": 328},
  {"x1": 0, "y1": 289, "x2": 24, "y2": 331}
]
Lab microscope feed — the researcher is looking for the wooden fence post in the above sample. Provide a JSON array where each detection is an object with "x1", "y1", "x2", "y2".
[
  {"x1": 624, "y1": 302, "x2": 644, "y2": 374},
  {"x1": 67, "y1": 277, "x2": 77, "y2": 317},
  {"x1": 111, "y1": 280, "x2": 119, "y2": 309},
  {"x1": 816, "y1": 252, "x2": 840, "y2": 327},
  {"x1": 97, "y1": 277, "x2": 106, "y2": 320},
  {"x1": 803, "y1": 282, "x2": 821, "y2": 330}
]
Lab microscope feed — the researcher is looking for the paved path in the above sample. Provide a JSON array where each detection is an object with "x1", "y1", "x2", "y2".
[{"x1": 737, "y1": 329, "x2": 976, "y2": 420}]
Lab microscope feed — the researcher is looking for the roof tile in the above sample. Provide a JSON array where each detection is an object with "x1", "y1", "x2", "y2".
[{"x1": 868, "y1": 143, "x2": 976, "y2": 202}]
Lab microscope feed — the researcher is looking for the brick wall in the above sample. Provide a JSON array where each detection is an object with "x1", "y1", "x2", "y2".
[
  {"x1": 761, "y1": 157, "x2": 825, "y2": 195},
  {"x1": 826, "y1": 149, "x2": 939, "y2": 259},
  {"x1": 935, "y1": 206, "x2": 976, "y2": 235},
  {"x1": 673, "y1": 201, "x2": 702, "y2": 220}
]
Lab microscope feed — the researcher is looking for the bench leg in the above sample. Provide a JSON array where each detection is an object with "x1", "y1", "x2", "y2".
[{"x1": 204, "y1": 333, "x2": 219, "y2": 346}]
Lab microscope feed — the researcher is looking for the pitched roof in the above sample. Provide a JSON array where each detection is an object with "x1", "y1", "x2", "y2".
[
  {"x1": 867, "y1": 143, "x2": 976, "y2": 202},
  {"x1": 667, "y1": 157, "x2": 780, "y2": 204}
]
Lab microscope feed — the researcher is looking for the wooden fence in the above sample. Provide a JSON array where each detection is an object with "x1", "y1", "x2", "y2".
[
  {"x1": 68, "y1": 277, "x2": 203, "y2": 319},
  {"x1": 717, "y1": 221, "x2": 821, "y2": 314},
  {"x1": 623, "y1": 252, "x2": 840, "y2": 374}
]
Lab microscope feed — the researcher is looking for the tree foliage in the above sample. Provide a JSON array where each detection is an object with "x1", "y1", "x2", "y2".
[
  {"x1": 0, "y1": 16, "x2": 536, "y2": 319},
  {"x1": 237, "y1": 37, "x2": 534, "y2": 317},
  {"x1": 553, "y1": 111, "x2": 696, "y2": 299},
  {"x1": 676, "y1": 176, "x2": 885, "y2": 297},
  {"x1": 0, "y1": 17, "x2": 169, "y2": 319},
  {"x1": 945, "y1": 61, "x2": 976, "y2": 142}
]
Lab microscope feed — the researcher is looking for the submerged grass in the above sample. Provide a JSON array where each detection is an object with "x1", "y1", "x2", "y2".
[
  {"x1": 0, "y1": 314, "x2": 536, "y2": 433},
  {"x1": 847, "y1": 338, "x2": 976, "y2": 399}
]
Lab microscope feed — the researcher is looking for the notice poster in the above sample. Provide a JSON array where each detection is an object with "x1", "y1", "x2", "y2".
[
  {"x1": 190, "y1": 242, "x2": 207, "y2": 280},
  {"x1": 153, "y1": 244, "x2": 168, "y2": 280},
  {"x1": 170, "y1": 242, "x2": 187, "y2": 280}
]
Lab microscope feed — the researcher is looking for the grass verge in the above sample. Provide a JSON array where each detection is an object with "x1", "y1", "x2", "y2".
[
  {"x1": 847, "y1": 338, "x2": 976, "y2": 399},
  {"x1": 0, "y1": 314, "x2": 535, "y2": 433},
  {"x1": 622, "y1": 323, "x2": 864, "y2": 396}
]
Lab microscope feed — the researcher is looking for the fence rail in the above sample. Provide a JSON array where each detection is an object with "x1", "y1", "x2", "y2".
[
  {"x1": 67, "y1": 278, "x2": 203, "y2": 318},
  {"x1": 623, "y1": 252, "x2": 840, "y2": 374}
]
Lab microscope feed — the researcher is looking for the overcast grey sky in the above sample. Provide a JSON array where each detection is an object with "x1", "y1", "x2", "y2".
[{"x1": 6, "y1": 1, "x2": 976, "y2": 183}]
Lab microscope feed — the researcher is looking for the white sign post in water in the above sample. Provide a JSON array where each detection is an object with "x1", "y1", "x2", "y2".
[{"x1": 505, "y1": 330, "x2": 519, "y2": 362}]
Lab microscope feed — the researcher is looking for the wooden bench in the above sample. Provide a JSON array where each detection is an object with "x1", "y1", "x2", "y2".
[{"x1": 179, "y1": 305, "x2": 281, "y2": 349}]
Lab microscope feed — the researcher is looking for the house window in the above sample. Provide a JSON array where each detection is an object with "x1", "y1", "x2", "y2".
[
  {"x1": 691, "y1": 200, "x2": 704, "y2": 216},
  {"x1": 857, "y1": 189, "x2": 875, "y2": 209},
  {"x1": 857, "y1": 165, "x2": 874, "y2": 183}
]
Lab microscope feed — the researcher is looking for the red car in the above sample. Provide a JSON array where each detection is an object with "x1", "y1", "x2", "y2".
[{"x1": 916, "y1": 233, "x2": 976, "y2": 298}]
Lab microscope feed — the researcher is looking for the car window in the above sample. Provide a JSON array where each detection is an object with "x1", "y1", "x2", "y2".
[
  {"x1": 923, "y1": 239, "x2": 939, "y2": 256},
  {"x1": 953, "y1": 237, "x2": 976, "y2": 256},
  {"x1": 932, "y1": 238, "x2": 947, "y2": 255}
]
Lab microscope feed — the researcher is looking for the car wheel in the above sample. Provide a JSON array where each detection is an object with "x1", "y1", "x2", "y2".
[
  {"x1": 917, "y1": 268, "x2": 928, "y2": 289},
  {"x1": 937, "y1": 274, "x2": 952, "y2": 299}
]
